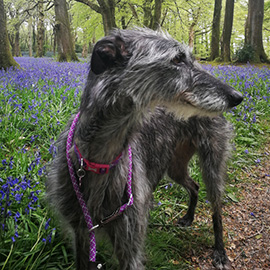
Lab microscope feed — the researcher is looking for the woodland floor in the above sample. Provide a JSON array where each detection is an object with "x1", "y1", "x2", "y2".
[{"x1": 190, "y1": 142, "x2": 270, "y2": 270}]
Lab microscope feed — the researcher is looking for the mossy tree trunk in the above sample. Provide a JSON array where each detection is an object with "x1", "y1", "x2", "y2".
[
  {"x1": 54, "y1": 0, "x2": 79, "y2": 62},
  {"x1": 0, "y1": 0, "x2": 19, "y2": 70},
  {"x1": 245, "y1": 0, "x2": 269, "y2": 63}
]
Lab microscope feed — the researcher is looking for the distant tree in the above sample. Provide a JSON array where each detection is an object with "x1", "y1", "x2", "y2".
[
  {"x1": 5, "y1": 0, "x2": 25, "y2": 57},
  {"x1": 188, "y1": 7, "x2": 201, "y2": 48},
  {"x1": 209, "y1": 0, "x2": 222, "y2": 60},
  {"x1": 36, "y1": 0, "x2": 45, "y2": 57},
  {"x1": 221, "y1": 0, "x2": 234, "y2": 62},
  {"x1": 74, "y1": 0, "x2": 163, "y2": 35},
  {"x1": 54, "y1": 0, "x2": 79, "y2": 61},
  {"x1": 143, "y1": 0, "x2": 163, "y2": 30},
  {"x1": 245, "y1": 0, "x2": 269, "y2": 62},
  {"x1": 0, "y1": 0, "x2": 19, "y2": 69},
  {"x1": 28, "y1": 16, "x2": 33, "y2": 57}
]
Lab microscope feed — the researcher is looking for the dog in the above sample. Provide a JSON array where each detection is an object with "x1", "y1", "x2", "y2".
[{"x1": 46, "y1": 27, "x2": 243, "y2": 270}]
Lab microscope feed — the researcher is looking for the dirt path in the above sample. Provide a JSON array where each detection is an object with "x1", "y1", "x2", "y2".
[{"x1": 192, "y1": 143, "x2": 270, "y2": 270}]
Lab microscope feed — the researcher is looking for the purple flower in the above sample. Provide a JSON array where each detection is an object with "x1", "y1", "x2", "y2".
[
  {"x1": 14, "y1": 211, "x2": 21, "y2": 222},
  {"x1": 14, "y1": 193, "x2": 23, "y2": 202},
  {"x1": 2, "y1": 159, "x2": 7, "y2": 166},
  {"x1": 45, "y1": 218, "x2": 51, "y2": 230}
]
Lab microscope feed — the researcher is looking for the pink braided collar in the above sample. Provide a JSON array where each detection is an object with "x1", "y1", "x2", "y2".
[{"x1": 74, "y1": 142, "x2": 122, "y2": 175}]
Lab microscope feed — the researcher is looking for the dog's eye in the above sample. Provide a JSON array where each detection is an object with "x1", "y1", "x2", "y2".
[{"x1": 172, "y1": 53, "x2": 186, "y2": 65}]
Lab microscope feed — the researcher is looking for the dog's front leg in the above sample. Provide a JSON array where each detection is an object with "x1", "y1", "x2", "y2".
[
  {"x1": 196, "y1": 122, "x2": 232, "y2": 270},
  {"x1": 212, "y1": 206, "x2": 232, "y2": 270}
]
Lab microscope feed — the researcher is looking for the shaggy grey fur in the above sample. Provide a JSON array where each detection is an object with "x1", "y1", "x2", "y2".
[{"x1": 46, "y1": 28, "x2": 242, "y2": 270}]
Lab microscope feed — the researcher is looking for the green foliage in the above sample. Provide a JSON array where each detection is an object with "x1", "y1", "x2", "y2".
[
  {"x1": 4, "y1": 0, "x2": 270, "y2": 60},
  {"x1": 235, "y1": 43, "x2": 255, "y2": 63}
]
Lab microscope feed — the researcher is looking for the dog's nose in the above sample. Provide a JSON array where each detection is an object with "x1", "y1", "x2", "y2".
[{"x1": 228, "y1": 91, "x2": 243, "y2": 108}]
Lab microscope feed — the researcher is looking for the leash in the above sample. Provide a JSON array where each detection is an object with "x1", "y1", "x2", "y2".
[{"x1": 66, "y1": 112, "x2": 133, "y2": 267}]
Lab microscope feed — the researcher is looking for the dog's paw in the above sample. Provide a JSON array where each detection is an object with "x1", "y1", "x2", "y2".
[
  {"x1": 212, "y1": 250, "x2": 232, "y2": 270},
  {"x1": 177, "y1": 215, "x2": 193, "y2": 227}
]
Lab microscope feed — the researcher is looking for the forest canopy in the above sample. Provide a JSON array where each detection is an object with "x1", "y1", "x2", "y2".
[{"x1": 2, "y1": 0, "x2": 270, "y2": 62}]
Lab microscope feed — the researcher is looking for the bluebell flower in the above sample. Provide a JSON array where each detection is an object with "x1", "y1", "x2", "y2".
[
  {"x1": 45, "y1": 218, "x2": 51, "y2": 230},
  {"x1": 2, "y1": 159, "x2": 7, "y2": 166},
  {"x1": 14, "y1": 193, "x2": 23, "y2": 202},
  {"x1": 14, "y1": 211, "x2": 20, "y2": 222}
]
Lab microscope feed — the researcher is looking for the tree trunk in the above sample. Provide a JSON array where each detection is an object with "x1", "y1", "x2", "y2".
[
  {"x1": 74, "y1": 0, "x2": 117, "y2": 35},
  {"x1": 28, "y1": 17, "x2": 33, "y2": 57},
  {"x1": 209, "y1": 0, "x2": 222, "y2": 61},
  {"x1": 0, "y1": 0, "x2": 19, "y2": 69},
  {"x1": 54, "y1": 0, "x2": 79, "y2": 61},
  {"x1": 82, "y1": 29, "x2": 88, "y2": 58},
  {"x1": 143, "y1": 0, "x2": 163, "y2": 30},
  {"x1": 189, "y1": 23, "x2": 196, "y2": 48},
  {"x1": 100, "y1": 0, "x2": 117, "y2": 35},
  {"x1": 245, "y1": 0, "x2": 268, "y2": 62},
  {"x1": 221, "y1": 0, "x2": 234, "y2": 62},
  {"x1": 151, "y1": 0, "x2": 162, "y2": 30},
  {"x1": 188, "y1": 8, "x2": 201, "y2": 48},
  {"x1": 33, "y1": 20, "x2": 36, "y2": 53},
  {"x1": 14, "y1": 24, "x2": 21, "y2": 57},
  {"x1": 37, "y1": 0, "x2": 45, "y2": 57},
  {"x1": 53, "y1": 27, "x2": 56, "y2": 56},
  {"x1": 143, "y1": 0, "x2": 153, "y2": 28}
]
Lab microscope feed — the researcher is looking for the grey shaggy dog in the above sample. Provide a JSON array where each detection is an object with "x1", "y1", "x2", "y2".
[{"x1": 46, "y1": 28, "x2": 243, "y2": 270}]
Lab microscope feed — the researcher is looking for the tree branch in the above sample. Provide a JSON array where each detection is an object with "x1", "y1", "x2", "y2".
[
  {"x1": 45, "y1": 3, "x2": 54, "y2": 11},
  {"x1": 74, "y1": 0, "x2": 101, "y2": 13},
  {"x1": 23, "y1": 3, "x2": 39, "y2": 15}
]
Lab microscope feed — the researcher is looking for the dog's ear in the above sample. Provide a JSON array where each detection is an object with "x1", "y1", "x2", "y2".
[{"x1": 91, "y1": 36, "x2": 128, "y2": 75}]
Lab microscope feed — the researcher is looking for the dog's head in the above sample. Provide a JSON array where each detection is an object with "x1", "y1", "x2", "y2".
[{"x1": 90, "y1": 28, "x2": 243, "y2": 118}]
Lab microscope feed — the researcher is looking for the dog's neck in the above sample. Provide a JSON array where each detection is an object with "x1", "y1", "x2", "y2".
[{"x1": 75, "y1": 94, "x2": 142, "y2": 163}]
